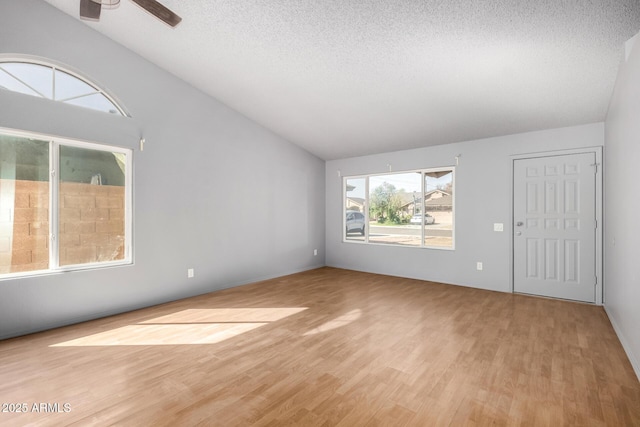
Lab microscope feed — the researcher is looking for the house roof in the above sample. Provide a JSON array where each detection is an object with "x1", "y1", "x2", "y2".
[
  {"x1": 426, "y1": 195, "x2": 453, "y2": 207},
  {"x1": 425, "y1": 189, "x2": 451, "y2": 198},
  {"x1": 398, "y1": 191, "x2": 453, "y2": 208},
  {"x1": 346, "y1": 197, "x2": 365, "y2": 206}
]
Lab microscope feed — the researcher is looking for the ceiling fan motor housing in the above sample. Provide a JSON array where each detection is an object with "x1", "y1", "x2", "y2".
[{"x1": 90, "y1": 0, "x2": 120, "y2": 8}]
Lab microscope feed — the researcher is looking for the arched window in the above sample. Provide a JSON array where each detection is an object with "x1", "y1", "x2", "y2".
[
  {"x1": 0, "y1": 60, "x2": 126, "y2": 116},
  {"x1": 0, "y1": 58, "x2": 133, "y2": 279}
]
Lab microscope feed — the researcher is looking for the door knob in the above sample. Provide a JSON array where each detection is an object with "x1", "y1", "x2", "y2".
[
  {"x1": 516, "y1": 221, "x2": 524, "y2": 227},
  {"x1": 516, "y1": 231, "x2": 522, "y2": 236}
]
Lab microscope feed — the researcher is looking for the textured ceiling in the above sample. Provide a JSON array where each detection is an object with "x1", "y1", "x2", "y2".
[{"x1": 44, "y1": 0, "x2": 640, "y2": 160}]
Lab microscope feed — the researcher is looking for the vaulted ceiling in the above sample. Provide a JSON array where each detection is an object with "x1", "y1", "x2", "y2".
[{"x1": 44, "y1": 0, "x2": 640, "y2": 160}]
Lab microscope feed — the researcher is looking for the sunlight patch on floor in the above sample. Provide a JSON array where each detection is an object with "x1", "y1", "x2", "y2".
[
  {"x1": 303, "y1": 309, "x2": 361, "y2": 336},
  {"x1": 140, "y1": 307, "x2": 308, "y2": 324},
  {"x1": 50, "y1": 307, "x2": 308, "y2": 346}
]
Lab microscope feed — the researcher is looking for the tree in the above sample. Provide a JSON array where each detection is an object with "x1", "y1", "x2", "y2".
[
  {"x1": 369, "y1": 182, "x2": 402, "y2": 223},
  {"x1": 438, "y1": 181, "x2": 453, "y2": 194}
]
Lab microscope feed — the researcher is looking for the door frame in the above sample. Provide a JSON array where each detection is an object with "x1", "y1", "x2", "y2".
[{"x1": 510, "y1": 147, "x2": 603, "y2": 305}]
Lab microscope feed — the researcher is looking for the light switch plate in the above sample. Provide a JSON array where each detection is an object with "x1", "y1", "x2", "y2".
[{"x1": 494, "y1": 223, "x2": 504, "y2": 232}]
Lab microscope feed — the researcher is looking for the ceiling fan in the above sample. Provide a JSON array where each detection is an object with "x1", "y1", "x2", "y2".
[{"x1": 80, "y1": 0, "x2": 182, "y2": 27}]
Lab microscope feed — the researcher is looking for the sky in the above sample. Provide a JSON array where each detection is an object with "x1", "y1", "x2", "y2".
[{"x1": 346, "y1": 170, "x2": 453, "y2": 199}]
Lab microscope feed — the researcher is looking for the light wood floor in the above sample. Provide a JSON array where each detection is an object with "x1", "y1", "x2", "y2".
[{"x1": 1, "y1": 267, "x2": 639, "y2": 426}]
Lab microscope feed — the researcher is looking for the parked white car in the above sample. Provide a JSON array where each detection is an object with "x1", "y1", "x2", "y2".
[
  {"x1": 410, "y1": 213, "x2": 435, "y2": 225},
  {"x1": 346, "y1": 211, "x2": 366, "y2": 235}
]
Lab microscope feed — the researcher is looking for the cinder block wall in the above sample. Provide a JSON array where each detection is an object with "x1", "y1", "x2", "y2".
[
  {"x1": 0, "y1": 179, "x2": 124, "y2": 273},
  {"x1": 59, "y1": 182, "x2": 124, "y2": 265},
  {"x1": 0, "y1": 180, "x2": 49, "y2": 274}
]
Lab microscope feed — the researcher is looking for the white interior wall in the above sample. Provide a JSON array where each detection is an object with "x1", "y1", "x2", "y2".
[
  {"x1": 326, "y1": 123, "x2": 604, "y2": 292},
  {"x1": 0, "y1": 0, "x2": 325, "y2": 340},
  {"x1": 604, "y1": 31, "x2": 640, "y2": 380}
]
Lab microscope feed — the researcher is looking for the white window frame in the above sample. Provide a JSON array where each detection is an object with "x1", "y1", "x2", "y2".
[
  {"x1": 342, "y1": 167, "x2": 455, "y2": 250},
  {"x1": 0, "y1": 127, "x2": 133, "y2": 280}
]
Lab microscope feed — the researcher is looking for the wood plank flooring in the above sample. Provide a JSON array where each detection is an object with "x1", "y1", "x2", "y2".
[{"x1": 0, "y1": 267, "x2": 638, "y2": 426}]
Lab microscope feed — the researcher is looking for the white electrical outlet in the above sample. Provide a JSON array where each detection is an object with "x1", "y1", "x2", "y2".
[
  {"x1": 314, "y1": 249, "x2": 318, "y2": 256},
  {"x1": 476, "y1": 262, "x2": 483, "y2": 271},
  {"x1": 187, "y1": 268, "x2": 194, "y2": 278},
  {"x1": 494, "y1": 223, "x2": 504, "y2": 232}
]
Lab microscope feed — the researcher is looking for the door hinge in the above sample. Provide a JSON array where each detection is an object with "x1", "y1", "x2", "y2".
[
  {"x1": 591, "y1": 163, "x2": 600, "y2": 173},
  {"x1": 51, "y1": 169, "x2": 56, "y2": 178},
  {"x1": 595, "y1": 276, "x2": 598, "y2": 286},
  {"x1": 595, "y1": 220, "x2": 597, "y2": 229}
]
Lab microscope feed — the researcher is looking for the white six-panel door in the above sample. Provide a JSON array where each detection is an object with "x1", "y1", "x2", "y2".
[{"x1": 513, "y1": 153, "x2": 596, "y2": 303}]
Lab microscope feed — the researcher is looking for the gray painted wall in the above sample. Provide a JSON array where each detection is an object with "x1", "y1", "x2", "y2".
[
  {"x1": 326, "y1": 123, "x2": 604, "y2": 292},
  {"x1": 604, "y1": 33, "x2": 640, "y2": 379},
  {"x1": 0, "y1": 0, "x2": 325, "y2": 339}
]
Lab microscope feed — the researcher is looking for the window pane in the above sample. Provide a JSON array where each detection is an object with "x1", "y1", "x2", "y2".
[
  {"x1": 424, "y1": 170, "x2": 454, "y2": 248},
  {"x1": 0, "y1": 135, "x2": 50, "y2": 274},
  {"x1": 59, "y1": 146, "x2": 126, "y2": 266},
  {"x1": 345, "y1": 177, "x2": 366, "y2": 241},
  {"x1": 0, "y1": 68, "x2": 42, "y2": 97},
  {"x1": 63, "y1": 92, "x2": 121, "y2": 114},
  {"x1": 0, "y1": 63, "x2": 53, "y2": 98},
  {"x1": 54, "y1": 69, "x2": 97, "y2": 101},
  {"x1": 368, "y1": 172, "x2": 421, "y2": 246}
]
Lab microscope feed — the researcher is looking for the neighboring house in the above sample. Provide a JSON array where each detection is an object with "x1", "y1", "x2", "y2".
[
  {"x1": 345, "y1": 183, "x2": 365, "y2": 212},
  {"x1": 399, "y1": 190, "x2": 452, "y2": 214},
  {"x1": 425, "y1": 189, "x2": 450, "y2": 201},
  {"x1": 426, "y1": 194, "x2": 453, "y2": 211},
  {"x1": 398, "y1": 193, "x2": 420, "y2": 215},
  {"x1": 346, "y1": 197, "x2": 365, "y2": 212}
]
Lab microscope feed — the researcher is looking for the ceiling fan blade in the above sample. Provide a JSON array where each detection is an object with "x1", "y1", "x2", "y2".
[
  {"x1": 79, "y1": 0, "x2": 101, "y2": 20},
  {"x1": 130, "y1": 0, "x2": 182, "y2": 27}
]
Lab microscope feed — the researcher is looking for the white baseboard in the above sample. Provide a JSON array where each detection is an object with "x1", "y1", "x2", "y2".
[{"x1": 604, "y1": 306, "x2": 640, "y2": 382}]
